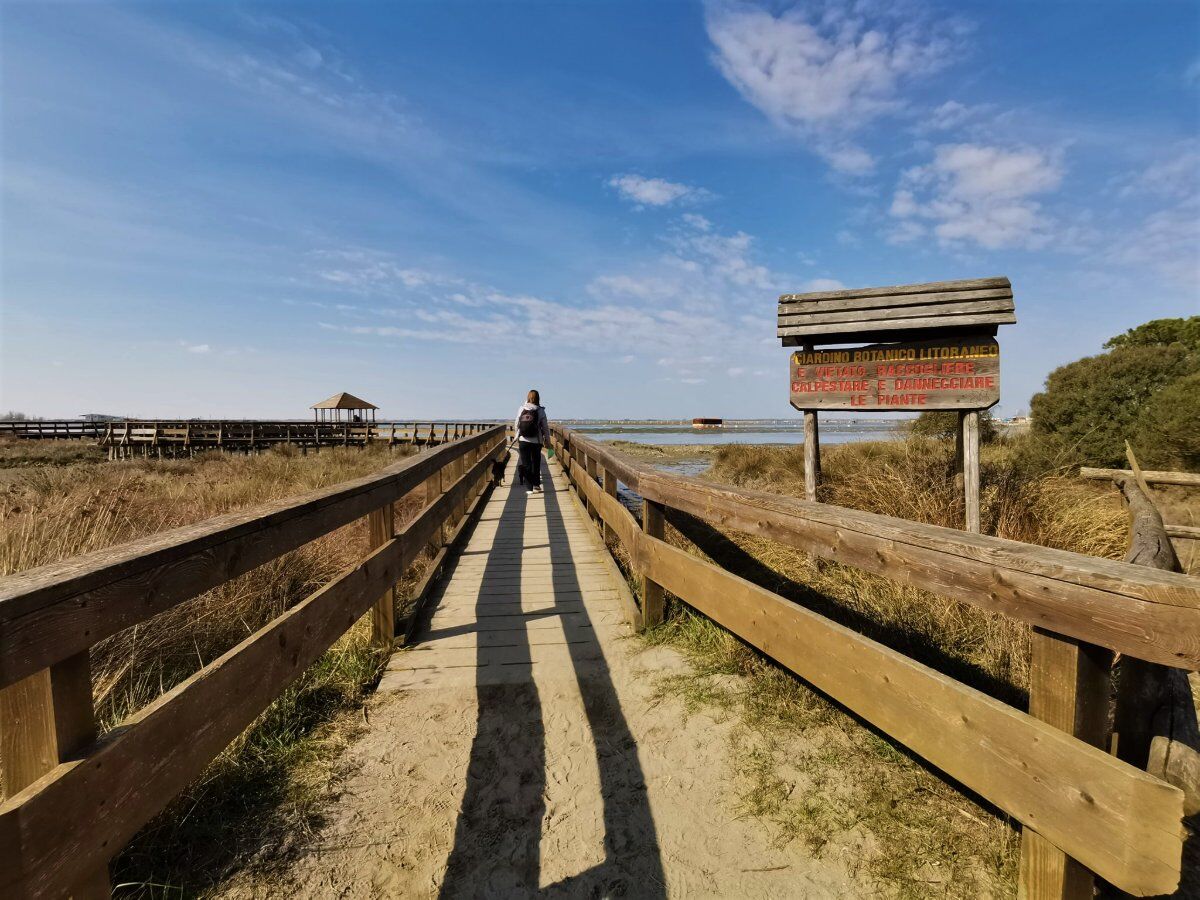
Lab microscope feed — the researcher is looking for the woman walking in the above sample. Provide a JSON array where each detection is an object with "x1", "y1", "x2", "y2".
[{"x1": 514, "y1": 389, "x2": 550, "y2": 494}]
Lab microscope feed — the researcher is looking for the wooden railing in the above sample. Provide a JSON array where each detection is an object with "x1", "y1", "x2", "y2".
[
  {"x1": 0, "y1": 425, "x2": 508, "y2": 898},
  {"x1": 0, "y1": 420, "x2": 108, "y2": 439},
  {"x1": 550, "y1": 424, "x2": 1197, "y2": 899},
  {"x1": 0, "y1": 419, "x2": 496, "y2": 451}
]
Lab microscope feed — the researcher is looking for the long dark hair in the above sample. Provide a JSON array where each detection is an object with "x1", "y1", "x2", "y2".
[{"x1": 527, "y1": 389, "x2": 541, "y2": 405}]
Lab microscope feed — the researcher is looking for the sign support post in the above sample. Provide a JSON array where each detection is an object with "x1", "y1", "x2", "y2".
[
  {"x1": 802, "y1": 342, "x2": 821, "y2": 502},
  {"x1": 803, "y1": 410, "x2": 820, "y2": 502},
  {"x1": 962, "y1": 409, "x2": 981, "y2": 533}
]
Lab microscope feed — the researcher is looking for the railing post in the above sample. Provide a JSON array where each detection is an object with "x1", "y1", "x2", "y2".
[
  {"x1": 454, "y1": 449, "x2": 467, "y2": 526},
  {"x1": 367, "y1": 503, "x2": 396, "y2": 646},
  {"x1": 602, "y1": 467, "x2": 618, "y2": 544},
  {"x1": 585, "y1": 456, "x2": 601, "y2": 526},
  {"x1": 1017, "y1": 629, "x2": 1111, "y2": 899},
  {"x1": 641, "y1": 499, "x2": 666, "y2": 628},
  {"x1": 0, "y1": 653, "x2": 110, "y2": 897}
]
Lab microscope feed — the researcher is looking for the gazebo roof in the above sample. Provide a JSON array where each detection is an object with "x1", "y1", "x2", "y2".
[{"x1": 311, "y1": 392, "x2": 378, "y2": 410}]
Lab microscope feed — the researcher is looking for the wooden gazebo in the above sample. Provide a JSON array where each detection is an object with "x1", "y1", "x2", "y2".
[{"x1": 311, "y1": 392, "x2": 378, "y2": 424}]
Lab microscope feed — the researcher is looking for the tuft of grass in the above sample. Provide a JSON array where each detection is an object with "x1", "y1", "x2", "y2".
[
  {"x1": 0, "y1": 436, "x2": 107, "y2": 469},
  {"x1": 647, "y1": 608, "x2": 1019, "y2": 897},
  {"x1": 0, "y1": 442, "x2": 428, "y2": 895}
]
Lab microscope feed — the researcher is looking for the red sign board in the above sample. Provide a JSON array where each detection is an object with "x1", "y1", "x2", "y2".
[{"x1": 790, "y1": 337, "x2": 1000, "y2": 411}]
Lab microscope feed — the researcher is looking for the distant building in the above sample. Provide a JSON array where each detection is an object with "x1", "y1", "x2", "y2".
[
  {"x1": 692, "y1": 417, "x2": 723, "y2": 429},
  {"x1": 311, "y1": 392, "x2": 378, "y2": 424},
  {"x1": 79, "y1": 413, "x2": 124, "y2": 422}
]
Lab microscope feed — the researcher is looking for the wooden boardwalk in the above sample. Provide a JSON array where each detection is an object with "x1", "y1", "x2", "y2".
[{"x1": 382, "y1": 454, "x2": 630, "y2": 691}]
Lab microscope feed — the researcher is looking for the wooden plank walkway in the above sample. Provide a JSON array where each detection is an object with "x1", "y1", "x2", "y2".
[
  {"x1": 222, "y1": 453, "x2": 866, "y2": 897},
  {"x1": 382, "y1": 454, "x2": 629, "y2": 690}
]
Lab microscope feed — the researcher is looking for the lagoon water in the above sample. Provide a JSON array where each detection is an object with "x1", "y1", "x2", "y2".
[{"x1": 568, "y1": 419, "x2": 902, "y2": 446}]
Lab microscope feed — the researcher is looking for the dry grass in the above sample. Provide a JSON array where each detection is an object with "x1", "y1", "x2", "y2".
[
  {"x1": 0, "y1": 441, "x2": 429, "y2": 897},
  {"x1": 628, "y1": 434, "x2": 1150, "y2": 897}
]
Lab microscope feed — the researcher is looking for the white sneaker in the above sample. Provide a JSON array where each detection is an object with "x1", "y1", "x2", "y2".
[{"x1": 526, "y1": 488, "x2": 534, "y2": 495}]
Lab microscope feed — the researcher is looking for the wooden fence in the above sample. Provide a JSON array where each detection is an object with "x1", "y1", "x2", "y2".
[
  {"x1": 550, "y1": 424, "x2": 1196, "y2": 899},
  {"x1": 0, "y1": 419, "x2": 496, "y2": 455},
  {"x1": 0, "y1": 425, "x2": 508, "y2": 898}
]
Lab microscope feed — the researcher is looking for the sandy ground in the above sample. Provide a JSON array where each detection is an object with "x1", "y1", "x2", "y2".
[{"x1": 218, "y1": 462, "x2": 869, "y2": 899}]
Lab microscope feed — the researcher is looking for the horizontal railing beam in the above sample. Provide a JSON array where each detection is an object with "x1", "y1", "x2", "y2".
[
  {"x1": 637, "y1": 534, "x2": 1182, "y2": 896},
  {"x1": 1080, "y1": 468, "x2": 1200, "y2": 488},
  {"x1": 551, "y1": 426, "x2": 1200, "y2": 669},
  {"x1": 0, "y1": 427, "x2": 505, "y2": 688}
]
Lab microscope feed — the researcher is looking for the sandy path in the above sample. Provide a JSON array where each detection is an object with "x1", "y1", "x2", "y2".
[{"x1": 220, "y1": 458, "x2": 866, "y2": 899}]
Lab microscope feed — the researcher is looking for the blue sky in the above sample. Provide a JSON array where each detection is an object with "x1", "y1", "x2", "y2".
[{"x1": 2, "y1": 0, "x2": 1197, "y2": 420}]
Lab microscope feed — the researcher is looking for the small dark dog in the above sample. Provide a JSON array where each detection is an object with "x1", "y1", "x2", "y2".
[{"x1": 491, "y1": 451, "x2": 510, "y2": 485}]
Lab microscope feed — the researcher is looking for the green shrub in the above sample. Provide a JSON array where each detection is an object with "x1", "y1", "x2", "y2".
[
  {"x1": 1028, "y1": 318, "x2": 1198, "y2": 469},
  {"x1": 1104, "y1": 317, "x2": 1200, "y2": 351},
  {"x1": 1133, "y1": 371, "x2": 1200, "y2": 470},
  {"x1": 908, "y1": 409, "x2": 999, "y2": 443}
]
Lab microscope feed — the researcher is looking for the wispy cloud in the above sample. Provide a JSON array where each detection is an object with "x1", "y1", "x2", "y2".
[
  {"x1": 888, "y1": 143, "x2": 1065, "y2": 249},
  {"x1": 311, "y1": 212, "x2": 789, "y2": 383},
  {"x1": 608, "y1": 174, "x2": 710, "y2": 208},
  {"x1": 1108, "y1": 142, "x2": 1200, "y2": 289},
  {"x1": 705, "y1": 0, "x2": 966, "y2": 174}
]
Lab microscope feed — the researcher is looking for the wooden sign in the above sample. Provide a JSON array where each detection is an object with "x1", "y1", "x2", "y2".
[{"x1": 789, "y1": 336, "x2": 1000, "y2": 411}]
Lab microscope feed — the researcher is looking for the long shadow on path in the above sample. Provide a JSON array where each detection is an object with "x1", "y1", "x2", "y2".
[{"x1": 439, "y1": 455, "x2": 665, "y2": 898}]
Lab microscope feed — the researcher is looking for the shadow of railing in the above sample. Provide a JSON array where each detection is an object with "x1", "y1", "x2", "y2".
[{"x1": 439, "y1": 454, "x2": 665, "y2": 898}]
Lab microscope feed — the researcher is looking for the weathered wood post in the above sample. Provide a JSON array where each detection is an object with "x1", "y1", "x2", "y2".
[
  {"x1": 454, "y1": 448, "x2": 467, "y2": 526},
  {"x1": 1017, "y1": 631, "x2": 1111, "y2": 899},
  {"x1": 962, "y1": 409, "x2": 981, "y2": 533},
  {"x1": 803, "y1": 409, "x2": 820, "y2": 503},
  {"x1": 641, "y1": 499, "x2": 666, "y2": 628},
  {"x1": 1109, "y1": 458, "x2": 1200, "y2": 819},
  {"x1": 367, "y1": 503, "x2": 396, "y2": 646},
  {"x1": 0, "y1": 654, "x2": 111, "y2": 897},
  {"x1": 801, "y1": 339, "x2": 822, "y2": 503},
  {"x1": 603, "y1": 468, "x2": 618, "y2": 544},
  {"x1": 585, "y1": 455, "x2": 601, "y2": 525}
]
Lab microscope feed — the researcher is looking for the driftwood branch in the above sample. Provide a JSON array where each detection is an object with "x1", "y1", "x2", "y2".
[
  {"x1": 1117, "y1": 475, "x2": 1182, "y2": 572},
  {"x1": 1112, "y1": 474, "x2": 1199, "y2": 820}
]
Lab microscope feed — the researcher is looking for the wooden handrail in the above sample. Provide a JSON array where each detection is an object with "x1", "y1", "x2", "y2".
[
  {"x1": 0, "y1": 425, "x2": 507, "y2": 898},
  {"x1": 1081, "y1": 467, "x2": 1200, "y2": 487},
  {"x1": 0, "y1": 427, "x2": 506, "y2": 689},
  {"x1": 552, "y1": 426, "x2": 1200, "y2": 669},
  {"x1": 549, "y1": 425, "x2": 1192, "y2": 896}
]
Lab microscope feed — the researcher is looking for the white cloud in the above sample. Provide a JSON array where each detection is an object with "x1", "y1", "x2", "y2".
[
  {"x1": 1110, "y1": 144, "x2": 1200, "y2": 289},
  {"x1": 185, "y1": 343, "x2": 211, "y2": 354},
  {"x1": 311, "y1": 213, "x2": 787, "y2": 381},
  {"x1": 918, "y1": 99, "x2": 994, "y2": 133},
  {"x1": 888, "y1": 143, "x2": 1064, "y2": 249},
  {"x1": 705, "y1": 1, "x2": 962, "y2": 174},
  {"x1": 587, "y1": 274, "x2": 679, "y2": 301},
  {"x1": 800, "y1": 277, "x2": 845, "y2": 292},
  {"x1": 607, "y1": 174, "x2": 708, "y2": 208},
  {"x1": 1113, "y1": 199, "x2": 1200, "y2": 289},
  {"x1": 1115, "y1": 143, "x2": 1199, "y2": 199}
]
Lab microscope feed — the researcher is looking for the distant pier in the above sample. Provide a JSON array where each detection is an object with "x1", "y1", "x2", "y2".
[{"x1": 0, "y1": 420, "x2": 495, "y2": 458}]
